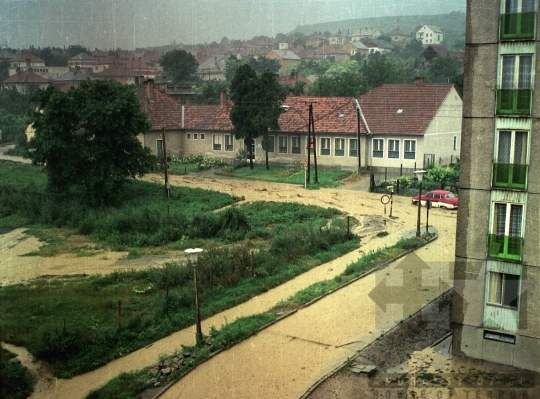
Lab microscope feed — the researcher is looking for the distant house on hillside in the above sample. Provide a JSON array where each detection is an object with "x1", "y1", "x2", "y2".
[
  {"x1": 315, "y1": 45, "x2": 350, "y2": 63},
  {"x1": 93, "y1": 64, "x2": 143, "y2": 85},
  {"x1": 197, "y1": 55, "x2": 227, "y2": 81},
  {"x1": 329, "y1": 30, "x2": 350, "y2": 46},
  {"x1": 350, "y1": 27, "x2": 381, "y2": 42},
  {"x1": 341, "y1": 41, "x2": 369, "y2": 57},
  {"x1": 364, "y1": 39, "x2": 395, "y2": 54},
  {"x1": 388, "y1": 28, "x2": 413, "y2": 47},
  {"x1": 421, "y1": 44, "x2": 449, "y2": 61},
  {"x1": 416, "y1": 25, "x2": 444, "y2": 45},
  {"x1": 52, "y1": 67, "x2": 96, "y2": 91},
  {"x1": 266, "y1": 50, "x2": 301, "y2": 68},
  {"x1": 305, "y1": 33, "x2": 327, "y2": 48}
]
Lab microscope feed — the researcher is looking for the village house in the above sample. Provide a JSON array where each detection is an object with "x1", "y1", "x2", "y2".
[
  {"x1": 136, "y1": 76, "x2": 462, "y2": 173},
  {"x1": 358, "y1": 77, "x2": 462, "y2": 170},
  {"x1": 1, "y1": 70, "x2": 50, "y2": 93},
  {"x1": 52, "y1": 67, "x2": 96, "y2": 91},
  {"x1": 265, "y1": 49, "x2": 301, "y2": 69},
  {"x1": 388, "y1": 28, "x2": 413, "y2": 47},
  {"x1": 93, "y1": 63, "x2": 144, "y2": 85},
  {"x1": 197, "y1": 55, "x2": 227, "y2": 81},
  {"x1": 416, "y1": 25, "x2": 444, "y2": 45},
  {"x1": 305, "y1": 33, "x2": 328, "y2": 49},
  {"x1": 341, "y1": 41, "x2": 369, "y2": 57},
  {"x1": 350, "y1": 27, "x2": 381, "y2": 42},
  {"x1": 315, "y1": 45, "x2": 350, "y2": 63}
]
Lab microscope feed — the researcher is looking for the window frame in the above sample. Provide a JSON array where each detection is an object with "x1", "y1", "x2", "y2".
[
  {"x1": 349, "y1": 138, "x2": 358, "y2": 157},
  {"x1": 373, "y1": 138, "x2": 384, "y2": 158},
  {"x1": 320, "y1": 137, "x2": 331, "y2": 156},
  {"x1": 291, "y1": 136, "x2": 301, "y2": 154},
  {"x1": 278, "y1": 136, "x2": 288, "y2": 154},
  {"x1": 201, "y1": 133, "x2": 205, "y2": 139},
  {"x1": 334, "y1": 138, "x2": 345, "y2": 157},
  {"x1": 225, "y1": 134, "x2": 234, "y2": 152},
  {"x1": 404, "y1": 139, "x2": 416, "y2": 159},
  {"x1": 388, "y1": 139, "x2": 400, "y2": 159},
  {"x1": 213, "y1": 134, "x2": 222, "y2": 151},
  {"x1": 487, "y1": 272, "x2": 520, "y2": 309}
]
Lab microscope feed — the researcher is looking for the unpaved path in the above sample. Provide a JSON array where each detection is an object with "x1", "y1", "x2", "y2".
[{"x1": 0, "y1": 164, "x2": 457, "y2": 399}]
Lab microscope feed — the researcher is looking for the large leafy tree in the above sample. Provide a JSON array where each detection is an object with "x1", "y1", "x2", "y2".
[
  {"x1": 192, "y1": 80, "x2": 228, "y2": 104},
  {"x1": 159, "y1": 49, "x2": 199, "y2": 83},
  {"x1": 28, "y1": 80, "x2": 155, "y2": 206},
  {"x1": 307, "y1": 72, "x2": 364, "y2": 97},
  {"x1": 229, "y1": 65, "x2": 286, "y2": 169},
  {"x1": 425, "y1": 55, "x2": 461, "y2": 83},
  {"x1": 225, "y1": 55, "x2": 246, "y2": 83}
]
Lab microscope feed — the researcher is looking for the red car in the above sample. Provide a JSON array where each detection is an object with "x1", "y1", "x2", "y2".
[{"x1": 411, "y1": 190, "x2": 458, "y2": 210}]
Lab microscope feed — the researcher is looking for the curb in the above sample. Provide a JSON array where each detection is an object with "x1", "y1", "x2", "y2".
[
  {"x1": 299, "y1": 287, "x2": 453, "y2": 399},
  {"x1": 149, "y1": 233, "x2": 438, "y2": 399}
]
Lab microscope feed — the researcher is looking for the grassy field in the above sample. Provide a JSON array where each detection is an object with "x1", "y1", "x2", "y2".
[{"x1": 220, "y1": 164, "x2": 352, "y2": 187}]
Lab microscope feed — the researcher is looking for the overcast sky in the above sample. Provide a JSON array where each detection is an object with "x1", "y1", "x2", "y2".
[{"x1": 0, "y1": 0, "x2": 466, "y2": 50}]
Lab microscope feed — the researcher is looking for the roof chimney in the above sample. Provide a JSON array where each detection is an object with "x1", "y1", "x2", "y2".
[
  {"x1": 415, "y1": 76, "x2": 424, "y2": 86},
  {"x1": 220, "y1": 89, "x2": 227, "y2": 107},
  {"x1": 146, "y1": 79, "x2": 155, "y2": 102}
]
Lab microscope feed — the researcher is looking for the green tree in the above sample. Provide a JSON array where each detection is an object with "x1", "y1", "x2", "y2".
[
  {"x1": 247, "y1": 56, "x2": 281, "y2": 74},
  {"x1": 307, "y1": 72, "x2": 364, "y2": 97},
  {"x1": 229, "y1": 65, "x2": 286, "y2": 169},
  {"x1": 425, "y1": 55, "x2": 461, "y2": 83},
  {"x1": 192, "y1": 80, "x2": 228, "y2": 104},
  {"x1": 225, "y1": 55, "x2": 246, "y2": 83},
  {"x1": 67, "y1": 44, "x2": 89, "y2": 59},
  {"x1": 359, "y1": 52, "x2": 414, "y2": 91},
  {"x1": 159, "y1": 49, "x2": 199, "y2": 83},
  {"x1": 28, "y1": 80, "x2": 155, "y2": 206}
]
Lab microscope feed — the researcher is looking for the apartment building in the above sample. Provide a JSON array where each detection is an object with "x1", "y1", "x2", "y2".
[{"x1": 453, "y1": 0, "x2": 540, "y2": 371}]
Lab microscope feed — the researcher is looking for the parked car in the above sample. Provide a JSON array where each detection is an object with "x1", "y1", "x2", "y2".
[{"x1": 411, "y1": 190, "x2": 458, "y2": 209}]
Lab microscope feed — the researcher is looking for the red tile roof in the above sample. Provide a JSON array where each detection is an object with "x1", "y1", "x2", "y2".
[
  {"x1": 359, "y1": 80, "x2": 454, "y2": 135},
  {"x1": 280, "y1": 96, "x2": 366, "y2": 134},
  {"x1": 94, "y1": 65, "x2": 142, "y2": 77},
  {"x1": 136, "y1": 83, "x2": 184, "y2": 130},
  {"x1": 3, "y1": 70, "x2": 49, "y2": 83},
  {"x1": 10, "y1": 51, "x2": 44, "y2": 63},
  {"x1": 184, "y1": 104, "x2": 234, "y2": 131}
]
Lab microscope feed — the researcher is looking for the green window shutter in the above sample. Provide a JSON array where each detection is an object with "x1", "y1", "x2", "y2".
[
  {"x1": 520, "y1": 12, "x2": 536, "y2": 38},
  {"x1": 500, "y1": 13, "x2": 536, "y2": 40}
]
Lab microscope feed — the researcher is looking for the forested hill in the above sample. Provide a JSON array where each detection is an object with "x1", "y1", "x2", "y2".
[{"x1": 291, "y1": 11, "x2": 466, "y2": 46}]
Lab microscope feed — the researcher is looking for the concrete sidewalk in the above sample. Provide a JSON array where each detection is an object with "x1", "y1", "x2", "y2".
[{"x1": 158, "y1": 229, "x2": 454, "y2": 399}]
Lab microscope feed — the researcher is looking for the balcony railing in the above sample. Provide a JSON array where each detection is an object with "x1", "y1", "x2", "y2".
[
  {"x1": 488, "y1": 234, "x2": 523, "y2": 262},
  {"x1": 492, "y1": 163, "x2": 528, "y2": 190},
  {"x1": 500, "y1": 12, "x2": 536, "y2": 40},
  {"x1": 496, "y1": 89, "x2": 532, "y2": 116}
]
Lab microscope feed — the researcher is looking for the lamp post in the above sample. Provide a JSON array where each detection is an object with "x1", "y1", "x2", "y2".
[
  {"x1": 387, "y1": 185, "x2": 394, "y2": 217},
  {"x1": 185, "y1": 248, "x2": 203, "y2": 345},
  {"x1": 414, "y1": 170, "x2": 426, "y2": 238}
]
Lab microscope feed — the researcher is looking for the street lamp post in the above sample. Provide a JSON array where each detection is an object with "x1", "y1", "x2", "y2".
[
  {"x1": 414, "y1": 170, "x2": 426, "y2": 238},
  {"x1": 185, "y1": 248, "x2": 203, "y2": 345}
]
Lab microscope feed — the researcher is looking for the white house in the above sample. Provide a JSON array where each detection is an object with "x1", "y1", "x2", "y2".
[{"x1": 416, "y1": 25, "x2": 444, "y2": 45}]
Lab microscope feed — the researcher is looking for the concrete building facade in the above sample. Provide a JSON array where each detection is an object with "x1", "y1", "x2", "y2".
[{"x1": 453, "y1": 0, "x2": 540, "y2": 371}]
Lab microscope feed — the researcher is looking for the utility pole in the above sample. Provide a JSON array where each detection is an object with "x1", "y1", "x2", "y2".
[
  {"x1": 309, "y1": 103, "x2": 319, "y2": 183},
  {"x1": 306, "y1": 106, "x2": 311, "y2": 185},
  {"x1": 162, "y1": 127, "x2": 170, "y2": 198}
]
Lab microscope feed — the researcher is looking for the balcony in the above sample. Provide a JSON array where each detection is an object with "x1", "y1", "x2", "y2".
[
  {"x1": 496, "y1": 89, "x2": 532, "y2": 116},
  {"x1": 492, "y1": 163, "x2": 528, "y2": 190},
  {"x1": 500, "y1": 12, "x2": 536, "y2": 40},
  {"x1": 488, "y1": 234, "x2": 523, "y2": 262}
]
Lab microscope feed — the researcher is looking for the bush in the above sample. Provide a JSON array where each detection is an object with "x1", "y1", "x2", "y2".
[{"x1": 1, "y1": 349, "x2": 34, "y2": 399}]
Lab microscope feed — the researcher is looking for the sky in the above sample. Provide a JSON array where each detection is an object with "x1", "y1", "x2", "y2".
[{"x1": 0, "y1": 0, "x2": 466, "y2": 50}]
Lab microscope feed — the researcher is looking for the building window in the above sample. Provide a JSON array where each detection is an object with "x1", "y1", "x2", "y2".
[
  {"x1": 187, "y1": 133, "x2": 191, "y2": 139},
  {"x1": 493, "y1": 130, "x2": 528, "y2": 190},
  {"x1": 291, "y1": 136, "x2": 301, "y2": 154},
  {"x1": 213, "y1": 134, "x2": 222, "y2": 151},
  {"x1": 404, "y1": 140, "x2": 416, "y2": 159},
  {"x1": 265, "y1": 135, "x2": 275, "y2": 152},
  {"x1": 201, "y1": 133, "x2": 205, "y2": 139},
  {"x1": 489, "y1": 203, "x2": 523, "y2": 261},
  {"x1": 321, "y1": 138, "x2": 330, "y2": 155},
  {"x1": 388, "y1": 139, "x2": 400, "y2": 158},
  {"x1": 156, "y1": 139, "x2": 163, "y2": 159},
  {"x1": 225, "y1": 134, "x2": 234, "y2": 151},
  {"x1": 194, "y1": 133, "x2": 198, "y2": 140},
  {"x1": 335, "y1": 138, "x2": 345, "y2": 156},
  {"x1": 487, "y1": 272, "x2": 519, "y2": 308},
  {"x1": 373, "y1": 139, "x2": 384, "y2": 158},
  {"x1": 278, "y1": 136, "x2": 288, "y2": 153},
  {"x1": 500, "y1": 0, "x2": 536, "y2": 40},
  {"x1": 497, "y1": 54, "x2": 533, "y2": 116},
  {"x1": 349, "y1": 139, "x2": 358, "y2": 157}
]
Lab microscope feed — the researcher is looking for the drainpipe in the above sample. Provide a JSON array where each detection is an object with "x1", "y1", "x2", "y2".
[{"x1": 355, "y1": 98, "x2": 371, "y2": 171}]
